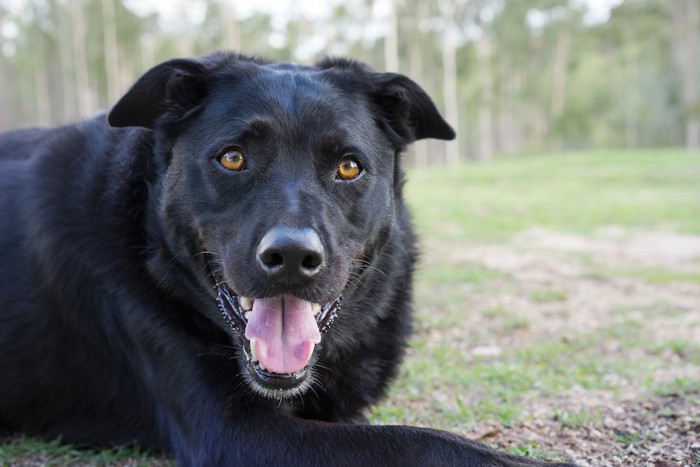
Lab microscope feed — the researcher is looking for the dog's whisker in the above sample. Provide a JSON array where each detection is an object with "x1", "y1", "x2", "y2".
[
  {"x1": 351, "y1": 259, "x2": 390, "y2": 280},
  {"x1": 194, "y1": 250, "x2": 219, "y2": 258}
]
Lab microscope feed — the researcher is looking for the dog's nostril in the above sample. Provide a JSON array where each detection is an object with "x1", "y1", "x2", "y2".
[
  {"x1": 262, "y1": 252, "x2": 284, "y2": 268},
  {"x1": 301, "y1": 253, "x2": 322, "y2": 272}
]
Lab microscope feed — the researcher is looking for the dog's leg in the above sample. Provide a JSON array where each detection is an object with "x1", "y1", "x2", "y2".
[
  {"x1": 132, "y1": 348, "x2": 574, "y2": 465},
  {"x1": 165, "y1": 410, "x2": 577, "y2": 466}
]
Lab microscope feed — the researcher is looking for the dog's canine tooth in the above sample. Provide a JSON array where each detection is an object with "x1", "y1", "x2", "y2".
[
  {"x1": 244, "y1": 311, "x2": 252, "y2": 322},
  {"x1": 311, "y1": 303, "x2": 321, "y2": 316},
  {"x1": 250, "y1": 338, "x2": 259, "y2": 362},
  {"x1": 240, "y1": 296, "x2": 253, "y2": 311}
]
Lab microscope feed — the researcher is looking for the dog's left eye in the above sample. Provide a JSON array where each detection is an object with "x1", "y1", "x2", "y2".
[
  {"x1": 219, "y1": 149, "x2": 246, "y2": 172},
  {"x1": 336, "y1": 156, "x2": 363, "y2": 181}
]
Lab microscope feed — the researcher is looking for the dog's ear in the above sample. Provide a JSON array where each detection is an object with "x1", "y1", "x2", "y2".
[
  {"x1": 370, "y1": 73, "x2": 456, "y2": 144},
  {"x1": 107, "y1": 58, "x2": 208, "y2": 129}
]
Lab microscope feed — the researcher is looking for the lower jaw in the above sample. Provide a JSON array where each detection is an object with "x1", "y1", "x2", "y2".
[
  {"x1": 241, "y1": 339, "x2": 315, "y2": 399},
  {"x1": 247, "y1": 362, "x2": 314, "y2": 399},
  {"x1": 244, "y1": 362, "x2": 314, "y2": 400}
]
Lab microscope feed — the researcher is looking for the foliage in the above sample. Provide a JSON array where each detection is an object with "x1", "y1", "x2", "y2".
[{"x1": 0, "y1": 0, "x2": 698, "y2": 158}]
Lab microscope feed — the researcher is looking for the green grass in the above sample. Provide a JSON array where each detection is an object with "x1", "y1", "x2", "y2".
[
  {"x1": 553, "y1": 407, "x2": 602, "y2": 428},
  {"x1": 613, "y1": 429, "x2": 654, "y2": 448},
  {"x1": 586, "y1": 262, "x2": 700, "y2": 285},
  {"x1": 529, "y1": 289, "x2": 568, "y2": 303},
  {"x1": 0, "y1": 436, "x2": 171, "y2": 466},
  {"x1": 372, "y1": 149, "x2": 700, "y2": 436},
  {"x1": 372, "y1": 313, "x2": 695, "y2": 444},
  {"x1": 508, "y1": 442, "x2": 561, "y2": 461},
  {"x1": 416, "y1": 261, "x2": 505, "y2": 285},
  {"x1": 619, "y1": 267, "x2": 700, "y2": 285},
  {"x1": 405, "y1": 149, "x2": 700, "y2": 242}
]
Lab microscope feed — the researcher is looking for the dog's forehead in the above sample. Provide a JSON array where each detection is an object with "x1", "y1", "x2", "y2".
[{"x1": 208, "y1": 63, "x2": 372, "y2": 129}]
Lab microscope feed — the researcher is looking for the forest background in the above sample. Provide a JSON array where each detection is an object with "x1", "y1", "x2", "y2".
[{"x1": 1, "y1": 0, "x2": 698, "y2": 164}]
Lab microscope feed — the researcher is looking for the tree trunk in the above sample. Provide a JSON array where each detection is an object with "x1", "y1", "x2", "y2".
[
  {"x1": 409, "y1": 15, "x2": 429, "y2": 168},
  {"x1": 441, "y1": 9, "x2": 460, "y2": 164},
  {"x1": 685, "y1": 0, "x2": 700, "y2": 148},
  {"x1": 669, "y1": 0, "x2": 700, "y2": 148},
  {"x1": 32, "y1": 43, "x2": 51, "y2": 126},
  {"x1": 475, "y1": 34, "x2": 493, "y2": 161},
  {"x1": 58, "y1": 3, "x2": 77, "y2": 124},
  {"x1": 550, "y1": 29, "x2": 571, "y2": 119},
  {"x1": 384, "y1": 0, "x2": 399, "y2": 72},
  {"x1": 71, "y1": 2, "x2": 94, "y2": 117},
  {"x1": 102, "y1": 0, "x2": 121, "y2": 105},
  {"x1": 220, "y1": 1, "x2": 241, "y2": 50}
]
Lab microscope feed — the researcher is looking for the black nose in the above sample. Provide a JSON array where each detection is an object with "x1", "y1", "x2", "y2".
[{"x1": 256, "y1": 227, "x2": 325, "y2": 283}]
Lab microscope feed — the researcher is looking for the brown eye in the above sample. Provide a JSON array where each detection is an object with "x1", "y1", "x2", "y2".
[
  {"x1": 219, "y1": 149, "x2": 246, "y2": 171},
  {"x1": 337, "y1": 156, "x2": 363, "y2": 181}
]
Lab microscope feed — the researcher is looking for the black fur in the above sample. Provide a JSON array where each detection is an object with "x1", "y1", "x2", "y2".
[{"x1": 0, "y1": 52, "x2": 575, "y2": 466}]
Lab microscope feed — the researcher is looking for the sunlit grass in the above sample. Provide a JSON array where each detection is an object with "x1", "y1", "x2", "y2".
[
  {"x1": 373, "y1": 149, "x2": 700, "y2": 432},
  {"x1": 405, "y1": 149, "x2": 700, "y2": 242},
  {"x1": 0, "y1": 436, "x2": 172, "y2": 466}
]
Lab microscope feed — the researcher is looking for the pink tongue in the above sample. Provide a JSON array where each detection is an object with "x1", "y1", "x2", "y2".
[{"x1": 244, "y1": 296, "x2": 321, "y2": 374}]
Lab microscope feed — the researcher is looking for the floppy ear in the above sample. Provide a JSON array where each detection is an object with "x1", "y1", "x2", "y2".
[
  {"x1": 370, "y1": 73, "x2": 456, "y2": 144},
  {"x1": 107, "y1": 58, "x2": 208, "y2": 129}
]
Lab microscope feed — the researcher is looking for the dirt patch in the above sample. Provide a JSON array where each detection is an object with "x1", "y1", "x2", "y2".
[
  {"x1": 416, "y1": 227, "x2": 700, "y2": 466},
  {"x1": 458, "y1": 392, "x2": 700, "y2": 466},
  {"x1": 421, "y1": 227, "x2": 700, "y2": 346},
  {"x1": 513, "y1": 227, "x2": 700, "y2": 271}
]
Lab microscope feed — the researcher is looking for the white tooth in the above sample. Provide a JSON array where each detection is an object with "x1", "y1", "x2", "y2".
[
  {"x1": 250, "y1": 339, "x2": 259, "y2": 362},
  {"x1": 258, "y1": 361, "x2": 266, "y2": 371},
  {"x1": 311, "y1": 303, "x2": 321, "y2": 316},
  {"x1": 310, "y1": 343, "x2": 315, "y2": 354},
  {"x1": 244, "y1": 311, "x2": 252, "y2": 321},
  {"x1": 239, "y1": 296, "x2": 253, "y2": 311}
]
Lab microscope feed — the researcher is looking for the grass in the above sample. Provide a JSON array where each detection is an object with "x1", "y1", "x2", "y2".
[
  {"x1": 416, "y1": 261, "x2": 505, "y2": 285},
  {"x1": 586, "y1": 262, "x2": 700, "y2": 285},
  {"x1": 405, "y1": 149, "x2": 700, "y2": 242},
  {"x1": 553, "y1": 407, "x2": 603, "y2": 427},
  {"x1": 529, "y1": 289, "x2": 568, "y2": 303},
  {"x1": 3, "y1": 149, "x2": 699, "y2": 463},
  {"x1": 372, "y1": 317, "x2": 664, "y2": 427},
  {"x1": 0, "y1": 436, "x2": 171, "y2": 466},
  {"x1": 613, "y1": 429, "x2": 654, "y2": 448},
  {"x1": 508, "y1": 442, "x2": 561, "y2": 461},
  {"x1": 371, "y1": 149, "x2": 700, "y2": 445}
]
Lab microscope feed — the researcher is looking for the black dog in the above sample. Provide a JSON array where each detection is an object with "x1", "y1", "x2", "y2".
[{"x1": 0, "y1": 52, "x2": 574, "y2": 466}]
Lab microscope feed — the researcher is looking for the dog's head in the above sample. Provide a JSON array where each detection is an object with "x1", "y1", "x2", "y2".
[{"x1": 108, "y1": 52, "x2": 454, "y2": 398}]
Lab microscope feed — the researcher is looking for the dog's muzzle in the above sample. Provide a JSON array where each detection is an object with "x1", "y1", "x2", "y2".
[{"x1": 216, "y1": 284, "x2": 340, "y2": 398}]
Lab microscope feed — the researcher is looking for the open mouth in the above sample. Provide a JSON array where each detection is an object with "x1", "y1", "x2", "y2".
[{"x1": 216, "y1": 283, "x2": 341, "y2": 397}]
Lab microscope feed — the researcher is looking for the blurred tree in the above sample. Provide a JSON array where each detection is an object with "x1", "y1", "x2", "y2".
[
  {"x1": 0, "y1": 0, "x2": 694, "y2": 159},
  {"x1": 438, "y1": 0, "x2": 467, "y2": 163},
  {"x1": 668, "y1": 0, "x2": 700, "y2": 148}
]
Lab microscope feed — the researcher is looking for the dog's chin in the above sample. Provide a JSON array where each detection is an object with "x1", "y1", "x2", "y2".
[
  {"x1": 240, "y1": 338, "x2": 315, "y2": 399},
  {"x1": 215, "y1": 283, "x2": 341, "y2": 399}
]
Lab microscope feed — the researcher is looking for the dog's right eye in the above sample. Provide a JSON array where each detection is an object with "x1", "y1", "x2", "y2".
[
  {"x1": 219, "y1": 149, "x2": 246, "y2": 172},
  {"x1": 336, "y1": 156, "x2": 363, "y2": 181}
]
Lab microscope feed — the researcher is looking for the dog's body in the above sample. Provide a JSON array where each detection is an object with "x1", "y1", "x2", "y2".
[{"x1": 0, "y1": 52, "x2": 573, "y2": 466}]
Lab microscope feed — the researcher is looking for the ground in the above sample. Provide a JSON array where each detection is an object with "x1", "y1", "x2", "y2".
[
  {"x1": 370, "y1": 151, "x2": 700, "y2": 466},
  {"x1": 409, "y1": 228, "x2": 700, "y2": 466}
]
